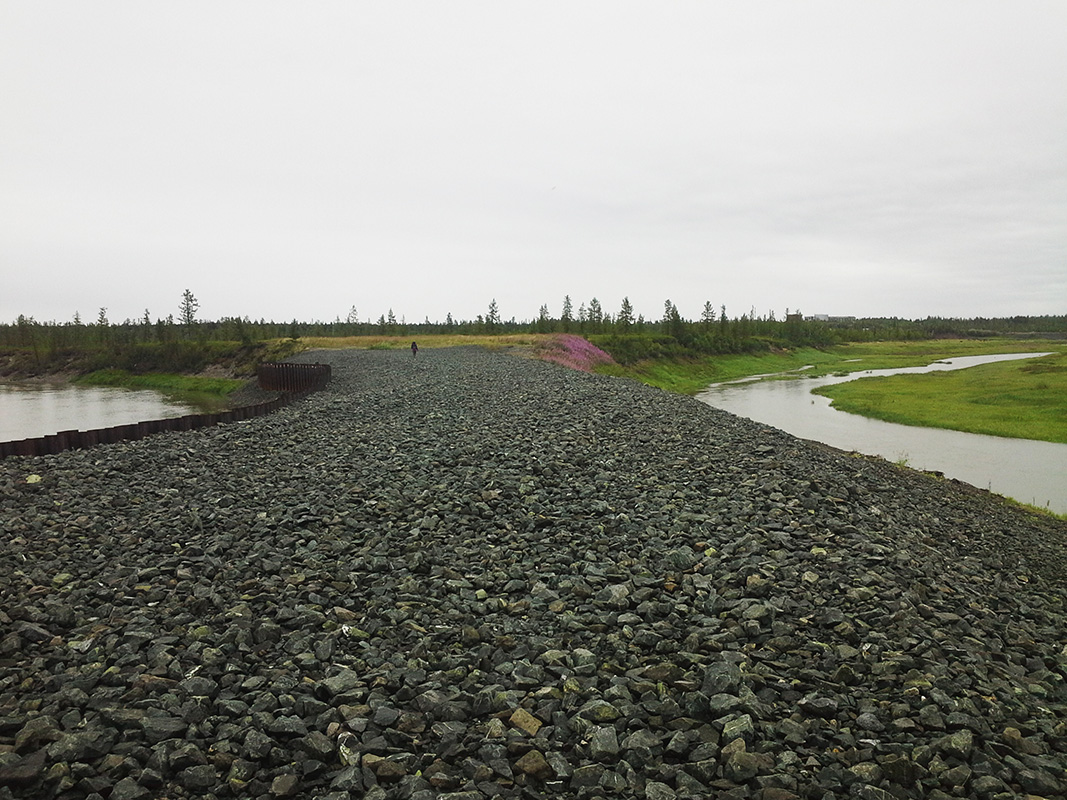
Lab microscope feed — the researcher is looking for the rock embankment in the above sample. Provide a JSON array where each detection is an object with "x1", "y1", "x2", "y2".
[{"x1": 1, "y1": 347, "x2": 1065, "y2": 800}]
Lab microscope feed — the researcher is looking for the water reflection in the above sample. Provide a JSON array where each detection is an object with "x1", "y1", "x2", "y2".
[
  {"x1": 0, "y1": 383, "x2": 198, "y2": 442},
  {"x1": 696, "y1": 353, "x2": 1067, "y2": 514}
]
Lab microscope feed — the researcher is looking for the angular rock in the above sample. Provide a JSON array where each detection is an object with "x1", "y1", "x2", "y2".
[
  {"x1": 141, "y1": 716, "x2": 188, "y2": 744},
  {"x1": 47, "y1": 729, "x2": 117, "y2": 763},
  {"x1": 0, "y1": 749, "x2": 46, "y2": 788},
  {"x1": 2, "y1": 347, "x2": 1066, "y2": 800},
  {"x1": 589, "y1": 726, "x2": 620, "y2": 761},
  {"x1": 509, "y1": 708, "x2": 543, "y2": 737},
  {"x1": 515, "y1": 749, "x2": 554, "y2": 781},
  {"x1": 271, "y1": 773, "x2": 300, "y2": 796},
  {"x1": 180, "y1": 764, "x2": 217, "y2": 791},
  {"x1": 110, "y1": 777, "x2": 151, "y2": 800}
]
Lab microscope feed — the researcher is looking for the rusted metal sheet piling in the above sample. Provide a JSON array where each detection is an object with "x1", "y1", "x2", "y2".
[
  {"x1": 256, "y1": 362, "x2": 332, "y2": 393},
  {"x1": 1, "y1": 362, "x2": 331, "y2": 459}
]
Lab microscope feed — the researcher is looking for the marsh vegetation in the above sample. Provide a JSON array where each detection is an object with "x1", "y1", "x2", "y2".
[{"x1": 813, "y1": 349, "x2": 1067, "y2": 444}]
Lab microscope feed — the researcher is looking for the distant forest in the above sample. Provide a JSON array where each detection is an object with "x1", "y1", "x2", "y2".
[{"x1": 2, "y1": 291, "x2": 1066, "y2": 373}]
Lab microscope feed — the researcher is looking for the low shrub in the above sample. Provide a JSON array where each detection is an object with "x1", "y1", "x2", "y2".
[{"x1": 533, "y1": 335, "x2": 616, "y2": 372}]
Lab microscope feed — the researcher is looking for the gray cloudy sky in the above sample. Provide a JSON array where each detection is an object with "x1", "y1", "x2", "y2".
[{"x1": 3, "y1": 1, "x2": 1065, "y2": 327}]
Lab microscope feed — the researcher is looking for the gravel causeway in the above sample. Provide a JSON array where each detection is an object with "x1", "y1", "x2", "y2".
[{"x1": 1, "y1": 346, "x2": 1065, "y2": 799}]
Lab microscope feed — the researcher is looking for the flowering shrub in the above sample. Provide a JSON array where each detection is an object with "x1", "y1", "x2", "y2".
[{"x1": 534, "y1": 335, "x2": 616, "y2": 372}]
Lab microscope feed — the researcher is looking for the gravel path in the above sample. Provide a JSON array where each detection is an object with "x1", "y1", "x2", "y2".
[{"x1": 2, "y1": 347, "x2": 1065, "y2": 800}]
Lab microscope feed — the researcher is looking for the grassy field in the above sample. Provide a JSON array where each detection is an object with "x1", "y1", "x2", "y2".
[
  {"x1": 76, "y1": 369, "x2": 247, "y2": 412},
  {"x1": 813, "y1": 350, "x2": 1067, "y2": 444},
  {"x1": 595, "y1": 338, "x2": 1067, "y2": 448},
  {"x1": 788, "y1": 339, "x2": 1066, "y2": 376},
  {"x1": 596, "y1": 339, "x2": 1067, "y2": 395},
  {"x1": 597, "y1": 349, "x2": 826, "y2": 394}
]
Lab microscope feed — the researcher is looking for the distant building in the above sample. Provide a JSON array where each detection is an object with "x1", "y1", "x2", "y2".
[{"x1": 809, "y1": 314, "x2": 856, "y2": 323}]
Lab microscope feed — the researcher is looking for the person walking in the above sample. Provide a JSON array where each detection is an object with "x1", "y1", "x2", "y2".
[{"x1": 411, "y1": 341, "x2": 418, "y2": 358}]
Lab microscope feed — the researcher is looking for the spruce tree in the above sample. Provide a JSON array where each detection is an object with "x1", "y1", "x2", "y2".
[
  {"x1": 587, "y1": 298, "x2": 603, "y2": 333},
  {"x1": 561, "y1": 296, "x2": 573, "y2": 332},
  {"x1": 179, "y1": 290, "x2": 199, "y2": 326},
  {"x1": 486, "y1": 299, "x2": 501, "y2": 332},
  {"x1": 701, "y1": 301, "x2": 716, "y2": 328}
]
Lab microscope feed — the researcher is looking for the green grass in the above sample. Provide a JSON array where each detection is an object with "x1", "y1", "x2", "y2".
[
  {"x1": 780, "y1": 339, "x2": 1066, "y2": 377},
  {"x1": 595, "y1": 339, "x2": 1067, "y2": 395},
  {"x1": 1005, "y1": 497, "x2": 1067, "y2": 522},
  {"x1": 76, "y1": 370, "x2": 246, "y2": 412},
  {"x1": 812, "y1": 352, "x2": 1067, "y2": 444},
  {"x1": 595, "y1": 348, "x2": 841, "y2": 394}
]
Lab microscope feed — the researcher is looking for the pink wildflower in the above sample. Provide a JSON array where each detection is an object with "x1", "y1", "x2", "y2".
[{"x1": 534, "y1": 335, "x2": 616, "y2": 372}]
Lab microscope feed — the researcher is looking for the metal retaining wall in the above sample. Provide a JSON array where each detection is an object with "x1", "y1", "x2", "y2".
[
  {"x1": 257, "y1": 362, "x2": 332, "y2": 393},
  {"x1": 0, "y1": 362, "x2": 332, "y2": 460}
]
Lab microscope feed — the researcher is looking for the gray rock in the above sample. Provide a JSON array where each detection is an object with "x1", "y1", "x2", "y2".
[
  {"x1": 645, "y1": 780, "x2": 676, "y2": 800},
  {"x1": 330, "y1": 765, "x2": 364, "y2": 792},
  {"x1": 0, "y1": 749, "x2": 46, "y2": 788},
  {"x1": 13, "y1": 717, "x2": 62, "y2": 751},
  {"x1": 271, "y1": 773, "x2": 300, "y2": 796},
  {"x1": 798, "y1": 696, "x2": 838, "y2": 719},
  {"x1": 1016, "y1": 768, "x2": 1063, "y2": 796},
  {"x1": 180, "y1": 764, "x2": 217, "y2": 791},
  {"x1": 589, "y1": 726, "x2": 620, "y2": 761},
  {"x1": 724, "y1": 750, "x2": 762, "y2": 782},
  {"x1": 702, "y1": 662, "x2": 742, "y2": 695},
  {"x1": 317, "y1": 669, "x2": 363, "y2": 699},
  {"x1": 938, "y1": 729, "x2": 974, "y2": 760},
  {"x1": 855, "y1": 712, "x2": 884, "y2": 732},
  {"x1": 243, "y1": 728, "x2": 274, "y2": 760},
  {"x1": 140, "y1": 716, "x2": 187, "y2": 744},
  {"x1": 297, "y1": 730, "x2": 334, "y2": 761},
  {"x1": 854, "y1": 786, "x2": 897, "y2": 800},
  {"x1": 179, "y1": 675, "x2": 219, "y2": 699},
  {"x1": 109, "y1": 777, "x2": 151, "y2": 800},
  {"x1": 570, "y1": 764, "x2": 605, "y2": 788},
  {"x1": 2, "y1": 347, "x2": 1066, "y2": 800},
  {"x1": 579, "y1": 700, "x2": 622, "y2": 722},
  {"x1": 266, "y1": 715, "x2": 308, "y2": 737},
  {"x1": 514, "y1": 749, "x2": 554, "y2": 781},
  {"x1": 662, "y1": 547, "x2": 700, "y2": 571},
  {"x1": 47, "y1": 729, "x2": 116, "y2": 762},
  {"x1": 722, "y1": 714, "x2": 755, "y2": 742}
]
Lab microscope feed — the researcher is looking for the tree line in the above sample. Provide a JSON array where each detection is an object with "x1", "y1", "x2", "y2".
[{"x1": 3, "y1": 290, "x2": 1066, "y2": 372}]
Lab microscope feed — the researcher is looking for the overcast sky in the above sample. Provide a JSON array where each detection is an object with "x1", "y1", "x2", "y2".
[{"x1": 2, "y1": 2, "x2": 1065, "y2": 327}]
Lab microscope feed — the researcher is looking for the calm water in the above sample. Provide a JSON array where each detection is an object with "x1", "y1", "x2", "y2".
[
  {"x1": 696, "y1": 353, "x2": 1067, "y2": 514},
  {"x1": 0, "y1": 383, "x2": 199, "y2": 442}
]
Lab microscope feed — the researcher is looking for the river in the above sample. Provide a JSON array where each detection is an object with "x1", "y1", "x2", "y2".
[
  {"x1": 695, "y1": 353, "x2": 1067, "y2": 515},
  {"x1": 0, "y1": 383, "x2": 200, "y2": 443}
]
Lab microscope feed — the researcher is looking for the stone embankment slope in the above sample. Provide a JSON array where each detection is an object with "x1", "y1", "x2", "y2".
[{"x1": 1, "y1": 347, "x2": 1065, "y2": 800}]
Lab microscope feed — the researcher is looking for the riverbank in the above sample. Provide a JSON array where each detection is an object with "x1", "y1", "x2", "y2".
[
  {"x1": 0, "y1": 360, "x2": 273, "y2": 420},
  {"x1": 0, "y1": 338, "x2": 302, "y2": 400},
  {"x1": 1, "y1": 347, "x2": 1065, "y2": 799},
  {"x1": 72, "y1": 369, "x2": 248, "y2": 413},
  {"x1": 813, "y1": 351, "x2": 1067, "y2": 444},
  {"x1": 6, "y1": 335, "x2": 1066, "y2": 446},
  {"x1": 595, "y1": 338, "x2": 1067, "y2": 395},
  {"x1": 695, "y1": 354, "x2": 1067, "y2": 517}
]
